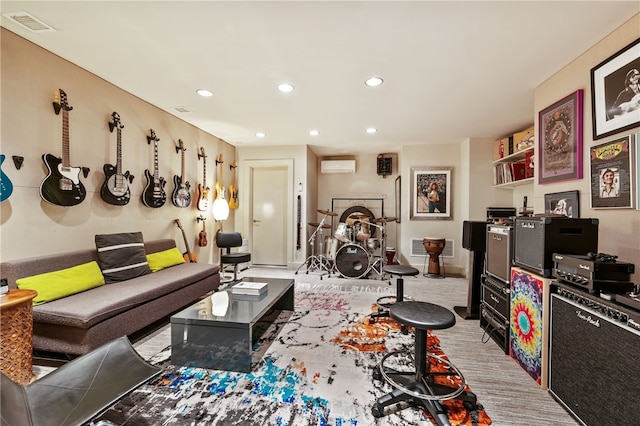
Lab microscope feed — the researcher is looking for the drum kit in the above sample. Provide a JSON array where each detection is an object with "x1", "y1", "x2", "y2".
[{"x1": 296, "y1": 207, "x2": 398, "y2": 279}]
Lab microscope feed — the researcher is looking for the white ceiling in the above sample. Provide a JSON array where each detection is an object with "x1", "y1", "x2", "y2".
[{"x1": 2, "y1": 1, "x2": 639, "y2": 156}]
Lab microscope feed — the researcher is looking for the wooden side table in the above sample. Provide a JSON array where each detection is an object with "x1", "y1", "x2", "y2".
[{"x1": 1, "y1": 289, "x2": 37, "y2": 385}]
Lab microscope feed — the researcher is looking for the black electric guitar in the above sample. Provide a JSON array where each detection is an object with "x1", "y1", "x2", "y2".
[
  {"x1": 40, "y1": 89, "x2": 86, "y2": 206},
  {"x1": 101, "y1": 112, "x2": 133, "y2": 205},
  {"x1": 171, "y1": 139, "x2": 191, "y2": 208},
  {"x1": 196, "y1": 147, "x2": 210, "y2": 211},
  {"x1": 175, "y1": 219, "x2": 197, "y2": 263},
  {"x1": 141, "y1": 129, "x2": 166, "y2": 208}
]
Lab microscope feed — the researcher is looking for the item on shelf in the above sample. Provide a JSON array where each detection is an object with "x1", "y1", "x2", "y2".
[{"x1": 513, "y1": 126, "x2": 535, "y2": 153}]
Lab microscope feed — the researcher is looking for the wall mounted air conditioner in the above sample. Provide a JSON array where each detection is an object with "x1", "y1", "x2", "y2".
[{"x1": 320, "y1": 160, "x2": 356, "y2": 174}]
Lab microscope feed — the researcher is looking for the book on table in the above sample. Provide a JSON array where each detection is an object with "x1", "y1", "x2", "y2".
[{"x1": 231, "y1": 281, "x2": 268, "y2": 295}]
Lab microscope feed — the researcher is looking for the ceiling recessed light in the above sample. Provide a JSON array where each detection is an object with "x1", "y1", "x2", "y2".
[
  {"x1": 196, "y1": 89, "x2": 213, "y2": 97},
  {"x1": 309, "y1": 130, "x2": 319, "y2": 136},
  {"x1": 277, "y1": 83, "x2": 294, "y2": 93},
  {"x1": 256, "y1": 132, "x2": 266, "y2": 138},
  {"x1": 366, "y1": 127, "x2": 377, "y2": 134},
  {"x1": 365, "y1": 77, "x2": 383, "y2": 87}
]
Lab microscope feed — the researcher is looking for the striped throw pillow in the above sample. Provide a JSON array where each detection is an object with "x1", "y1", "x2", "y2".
[{"x1": 95, "y1": 232, "x2": 151, "y2": 283}]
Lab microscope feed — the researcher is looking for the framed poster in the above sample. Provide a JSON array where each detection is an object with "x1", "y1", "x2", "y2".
[
  {"x1": 410, "y1": 167, "x2": 452, "y2": 220},
  {"x1": 538, "y1": 89, "x2": 583, "y2": 184},
  {"x1": 591, "y1": 38, "x2": 640, "y2": 140},
  {"x1": 589, "y1": 136, "x2": 634, "y2": 209},
  {"x1": 637, "y1": 133, "x2": 640, "y2": 210},
  {"x1": 544, "y1": 190, "x2": 580, "y2": 218}
]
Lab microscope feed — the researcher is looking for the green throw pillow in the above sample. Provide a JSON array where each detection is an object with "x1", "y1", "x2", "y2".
[
  {"x1": 16, "y1": 261, "x2": 105, "y2": 305},
  {"x1": 146, "y1": 247, "x2": 185, "y2": 272}
]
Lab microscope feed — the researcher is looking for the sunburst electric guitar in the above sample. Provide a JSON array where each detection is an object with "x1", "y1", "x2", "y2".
[
  {"x1": 228, "y1": 159, "x2": 239, "y2": 209},
  {"x1": 171, "y1": 139, "x2": 191, "y2": 208},
  {"x1": 101, "y1": 111, "x2": 133, "y2": 205},
  {"x1": 141, "y1": 129, "x2": 167, "y2": 208},
  {"x1": 196, "y1": 147, "x2": 210, "y2": 211},
  {"x1": 40, "y1": 89, "x2": 86, "y2": 206}
]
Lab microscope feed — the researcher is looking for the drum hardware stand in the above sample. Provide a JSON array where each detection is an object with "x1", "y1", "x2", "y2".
[
  {"x1": 295, "y1": 213, "x2": 333, "y2": 279},
  {"x1": 368, "y1": 221, "x2": 388, "y2": 279}
]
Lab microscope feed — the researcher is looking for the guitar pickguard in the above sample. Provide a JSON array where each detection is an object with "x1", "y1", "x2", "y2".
[{"x1": 40, "y1": 154, "x2": 86, "y2": 206}]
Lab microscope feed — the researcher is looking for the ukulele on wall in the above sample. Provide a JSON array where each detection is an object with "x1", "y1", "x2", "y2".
[
  {"x1": 171, "y1": 139, "x2": 191, "y2": 208},
  {"x1": 40, "y1": 89, "x2": 86, "y2": 206},
  {"x1": 197, "y1": 215, "x2": 207, "y2": 247},
  {"x1": 141, "y1": 129, "x2": 166, "y2": 208},
  {"x1": 196, "y1": 147, "x2": 210, "y2": 211},
  {"x1": 101, "y1": 111, "x2": 133, "y2": 205},
  {"x1": 174, "y1": 219, "x2": 197, "y2": 263},
  {"x1": 228, "y1": 159, "x2": 239, "y2": 209}
]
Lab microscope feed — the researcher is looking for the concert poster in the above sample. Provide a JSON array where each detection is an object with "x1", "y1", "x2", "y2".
[{"x1": 589, "y1": 136, "x2": 634, "y2": 209}]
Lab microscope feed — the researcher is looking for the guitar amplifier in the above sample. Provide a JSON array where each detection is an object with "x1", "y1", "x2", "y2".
[{"x1": 513, "y1": 217, "x2": 598, "y2": 277}]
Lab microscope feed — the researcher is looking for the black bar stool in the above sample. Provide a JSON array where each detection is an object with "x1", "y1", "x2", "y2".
[
  {"x1": 369, "y1": 264, "x2": 419, "y2": 324},
  {"x1": 372, "y1": 301, "x2": 480, "y2": 425}
]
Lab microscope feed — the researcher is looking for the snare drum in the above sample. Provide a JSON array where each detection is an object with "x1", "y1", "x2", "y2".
[
  {"x1": 334, "y1": 222, "x2": 351, "y2": 243},
  {"x1": 335, "y1": 244, "x2": 370, "y2": 278},
  {"x1": 367, "y1": 238, "x2": 380, "y2": 251}
]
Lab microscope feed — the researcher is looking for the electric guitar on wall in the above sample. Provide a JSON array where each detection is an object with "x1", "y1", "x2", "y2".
[
  {"x1": 101, "y1": 111, "x2": 133, "y2": 205},
  {"x1": 228, "y1": 159, "x2": 239, "y2": 209},
  {"x1": 174, "y1": 219, "x2": 197, "y2": 263},
  {"x1": 171, "y1": 139, "x2": 191, "y2": 208},
  {"x1": 215, "y1": 153, "x2": 226, "y2": 202},
  {"x1": 40, "y1": 89, "x2": 86, "y2": 206},
  {"x1": 196, "y1": 147, "x2": 210, "y2": 211},
  {"x1": 141, "y1": 129, "x2": 166, "y2": 208},
  {"x1": 0, "y1": 154, "x2": 13, "y2": 202}
]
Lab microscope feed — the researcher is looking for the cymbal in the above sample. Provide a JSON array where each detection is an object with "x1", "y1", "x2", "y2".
[
  {"x1": 308, "y1": 222, "x2": 332, "y2": 229},
  {"x1": 318, "y1": 209, "x2": 338, "y2": 216},
  {"x1": 375, "y1": 216, "x2": 397, "y2": 223}
]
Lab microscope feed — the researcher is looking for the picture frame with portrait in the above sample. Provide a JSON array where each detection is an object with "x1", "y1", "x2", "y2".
[
  {"x1": 544, "y1": 190, "x2": 579, "y2": 218},
  {"x1": 591, "y1": 37, "x2": 640, "y2": 140},
  {"x1": 538, "y1": 89, "x2": 583, "y2": 184},
  {"x1": 410, "y1": 167, "x2": 452, "y2": 220},
  {"x1": 589, "y1": 136, "x2": 634, "y2": 209}
]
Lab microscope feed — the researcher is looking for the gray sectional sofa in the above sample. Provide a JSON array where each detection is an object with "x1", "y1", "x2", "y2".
[{"x1": 1, "y1": 239, "x2": 220, "y2": 356}]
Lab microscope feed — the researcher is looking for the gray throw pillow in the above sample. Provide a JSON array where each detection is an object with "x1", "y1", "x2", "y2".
[{"x1": 95, "y1": 232, "x2": 151, "y2": 283}]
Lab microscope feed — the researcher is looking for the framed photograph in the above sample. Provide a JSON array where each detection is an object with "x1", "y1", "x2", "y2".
[
  {"x1": 538, "y1": 89, "x2": 584, "y2": 184},
  {"x1": 410, "y1": 167, "x2": 452, "y2": 220},
  {"x1": 544, "y1": 190, "x2": 580, "y2": 218},
  {"x1": 589, "y1": 136, "x2": 634, "y2": 209},
  {"x1": 394, "y1": 175, "x2": 401, "y2": 223},
  {"x1": 591, "y1": 37, "x2": 640, "y2": 140},
  {"x1": 636, "y1": 133, "x2": 640, "y2": 210}
]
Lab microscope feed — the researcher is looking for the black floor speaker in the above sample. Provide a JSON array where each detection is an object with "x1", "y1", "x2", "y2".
[{"x1": 549, "y1": 293, "x2": 640, "y2": 425}]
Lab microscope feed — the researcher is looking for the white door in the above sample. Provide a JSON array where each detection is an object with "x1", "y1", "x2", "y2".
[{"x1": 251, "y1": 166, "x2": 288, "y2": 266}]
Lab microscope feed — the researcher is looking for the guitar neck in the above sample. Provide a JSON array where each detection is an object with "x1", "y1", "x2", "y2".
[
  {"x1": 116, "y1": 128, "x2": 123, "y2": 175},
  {"x1": 153, "y1": 141, "x2": 160, "y2": 178},
  {"x1": 62, "y1": 109, "x2": 70, "y2": 169}
]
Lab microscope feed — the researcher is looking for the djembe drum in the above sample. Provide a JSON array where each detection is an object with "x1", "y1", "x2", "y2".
[{"x1": 423, "y1": 237, "x2": 446, "y2": 278}]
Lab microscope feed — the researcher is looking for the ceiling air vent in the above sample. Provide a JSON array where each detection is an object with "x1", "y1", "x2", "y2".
[
  {"x1": 3, "y1": 11, "x2": 56, "y2": 33},
  {"x1": 173, "y1": 106, "x2": 191, "y2": 113}
]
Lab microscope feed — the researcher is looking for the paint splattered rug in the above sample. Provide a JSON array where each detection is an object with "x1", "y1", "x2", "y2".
[{"x1": 97, "y1": 283, "x2": 492, "y2": 425}]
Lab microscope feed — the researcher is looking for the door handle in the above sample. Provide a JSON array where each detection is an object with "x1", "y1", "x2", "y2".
[{"x1": 253, "y1": 219, "x2": 261, "y2": 223}]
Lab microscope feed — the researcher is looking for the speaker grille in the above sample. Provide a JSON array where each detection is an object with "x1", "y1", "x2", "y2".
[{"x1": 549, "y1": 294, "x2": 640, "y2": 425}]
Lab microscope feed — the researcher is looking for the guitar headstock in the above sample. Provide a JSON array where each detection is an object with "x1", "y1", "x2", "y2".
[
  {"x1": 109, "y1": 111, "x2": 124, "y2": 133},
  {"x1": 53, "y1": 88, "x2": 73, "y2": 115},
  {"x1": 147, "y1": 128, "x2": 159, "y2": 145},
  {"x1": 198, "y1": 147, "x2": 207, "y2": 160},
  {"x1": 174, "y1": 218, "x2": 183, "y2": 230},
  {"x1": 216, "y1": 153, "x2": 223, "y2": 166},
  {"x1": 230, "y1": 159, "x2": 237, "y2": 170},
  {"x1": 176, "y1": 139, "x2": 186, "y2": 153}
]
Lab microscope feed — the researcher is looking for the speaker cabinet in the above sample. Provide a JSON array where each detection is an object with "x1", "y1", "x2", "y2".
[
  {"x1": 514, "y1": 217, "x2": 598, "y2": 277},
  {"x1": 549, "y1": 293, "x2": 640, "y2": 425},
  {"x1": 462, "y1": 221, "x2": 487, "y2": 252},
  {"x1": 486, "y1": 225, "x2": 513, "y2": 284}
]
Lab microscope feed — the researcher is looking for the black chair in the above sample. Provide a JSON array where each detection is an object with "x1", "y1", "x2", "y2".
[
  {"x1": 369, "y1": 264, "x2": 419, "y2": 325},
  {"x1": 372, "y1": 301, "x2": 481, "y2": 425},
  {"x1": 215, "y1": 231, "x2": 251, "y2": 283}
]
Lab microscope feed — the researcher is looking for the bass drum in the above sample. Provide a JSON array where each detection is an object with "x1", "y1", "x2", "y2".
[{"x1": 335, "y1": 244, "x2": 370, "y2": 279}]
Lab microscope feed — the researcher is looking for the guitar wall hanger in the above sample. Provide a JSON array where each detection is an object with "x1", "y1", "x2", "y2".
[
  {"x1": 12, "y1": 156, "x2": 24, "y2": 170},
  {"x1": 108, "y1": 112, "x2": 124, "y2": 133},
  {"x1": 198, "y1": 148, "x2": 205, "y2": 160},
  {"x1": 229, "y1": 163, "x2": 237, "y2": 170},
  {"x1": 197, "y1": 215, "x2": 206, "y2": 223},
  {"x1": 175, "y1": 139, "x2": 185, "y2": 154},
  {"x1": 147, "y1": 129, "x2": 159, "y2": 145},
  {"x1": 82, "y1": 167, "x2": 90, "y2": 178},
  {"x1": 216, "y1": 156, "x2": 224, "y2": 166}
]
